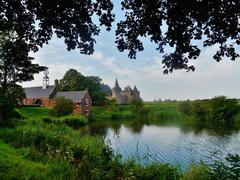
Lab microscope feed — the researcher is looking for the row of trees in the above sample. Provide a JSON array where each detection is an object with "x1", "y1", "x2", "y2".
[{"x1": 179, "y1": 96, "x2": 240, "y2": 125}]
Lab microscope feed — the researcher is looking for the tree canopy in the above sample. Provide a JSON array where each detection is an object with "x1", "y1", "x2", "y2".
[
  {"x1": 0, "y1": 0, "x2": 114, "y2": 53},
  {"x1": 0, "y1": 31, "x2": 45, "y2": 122},
  {"x1": 116, "y1": 0, "x2": 240, "y2": 73},
  {"x1": 59, "y1": 69, "x2": 108, "y2": 105},
  {"x1": 0, "y1": 32, "x2": 45, "y2": 90},
  {"x1": 1, "y1": 1, "x2": 240, "y2": 73}
]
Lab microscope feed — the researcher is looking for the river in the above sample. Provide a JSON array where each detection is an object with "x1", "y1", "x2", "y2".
[{"x1": 88, "y1": 120, "x2": 240, "y2": 169}]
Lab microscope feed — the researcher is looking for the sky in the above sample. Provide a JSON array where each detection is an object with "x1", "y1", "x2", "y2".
[{"x1": 20, "y1": 2, "x2": 240, "y2": 101}]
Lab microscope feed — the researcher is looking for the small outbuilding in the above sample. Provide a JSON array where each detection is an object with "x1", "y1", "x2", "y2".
[{"x1": 23, "y1": 73, "x2": 91, "y2": 115}]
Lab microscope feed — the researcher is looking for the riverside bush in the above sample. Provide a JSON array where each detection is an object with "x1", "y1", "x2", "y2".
[
  {"x1": 178, "y1": 97, "x2": 240, "y2": 125},
  {"x1": 50, "y1": 97, "x2": 74, "y2": 117},
  {"x1": 211, "y1": 96, "x2": 240, "y2": 125},
  {"x1": 179, "y1": 100, "x2": 192, "y2": 115}
]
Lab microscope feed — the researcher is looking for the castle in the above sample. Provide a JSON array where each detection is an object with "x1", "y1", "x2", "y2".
[{"x1": 112, "y1": 79, "x2": 141, "y2": 104}]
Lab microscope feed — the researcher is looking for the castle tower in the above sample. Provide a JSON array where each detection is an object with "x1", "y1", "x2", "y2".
[
  {"x1": 133, "y1": 85, "x2": 140, "y2": 98},
  {"x1": 112, "y1": 78, "x2": 123, "y2": 104}
]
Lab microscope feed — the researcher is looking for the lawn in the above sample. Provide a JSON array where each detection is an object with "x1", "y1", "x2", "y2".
[{"x1": 16, "y1": 106, "x2": 51, "y2": 119}]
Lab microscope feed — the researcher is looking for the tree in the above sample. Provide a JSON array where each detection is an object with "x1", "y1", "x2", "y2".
[
  {"x1": 85, "y1": 76, "x2": 107, "y2": 105},
  {"x1": 211, "y1": 96, "x2": 240, "y2": 125},
  {"x1": 0, "y1": 0, "x2": 114, "y2": 54},
  {"x1": 59, "y1": 69, "x2": 107, "y2": 105},
  {"x1": 59, "y1": 69, "x2": 86, "y2": 91},
  {"x1": 1, "y1": 1, "x2": 240, "y2": 73},
  {"x1": 0, "y1": 32, "x2": 45, "y2": 121},
  {"x1": 116, "y1": 0, "x2": 240, "y2": 73},
  {"x1": 130, "y1": 98, "x2": 145, "y2": 117}
]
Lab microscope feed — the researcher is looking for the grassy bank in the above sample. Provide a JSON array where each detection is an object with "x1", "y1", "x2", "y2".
[
  {"x1": 0, "y1": 105, "x2": 239, "y2": 179},
  {"x1": 0, "y1": 109, "x2": 182, "y2": 179}
]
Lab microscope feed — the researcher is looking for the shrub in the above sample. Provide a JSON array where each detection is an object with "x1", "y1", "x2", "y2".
[
  {"x1": 0, "y1": 85, "x2": 25, "y2": 124},
  {"x1": 211, "y1": 96, "x2": 240, "y2": 125},
  {"x1": 130, "y1": 98, "x2": 147, "y2": 117},
  {"x1": 192, "y1": 100, "x2": 212, "y2": 122},
  {"x1": 107, "y1": 98, "x2": 119, "y2": 112},
  {"x1": 179, "y1": 100, "x2": 192, "y2": 115},
  {"x1": 50, "y1": 97, "x2": 74, "y2": 117}
]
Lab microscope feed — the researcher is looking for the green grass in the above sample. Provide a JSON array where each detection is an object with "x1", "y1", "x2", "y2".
[
  {"x1": 16, "y1": 107, "x2": 51, "y2": 119},
  {"x1": 0, "y1": 140, "x2": 77, "y2": 179},
  {"x1": 0, "y1": 104, "x2": 239, "y2": 179},
  {"x1": 16, "y1": 107, "x2": 88, "y2": 128}
]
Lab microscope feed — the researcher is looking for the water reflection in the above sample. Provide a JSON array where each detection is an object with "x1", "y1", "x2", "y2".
[{"x1": 87, "y1": 119, "x2": 240, "y2": 168}]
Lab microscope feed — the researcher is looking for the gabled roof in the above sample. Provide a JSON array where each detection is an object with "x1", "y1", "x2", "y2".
[
  {"x1": 55, "y1": 90, "x2": 87, "y2": 102},
  {"x1": 24, "y1": 86, "x2": 55, "y2": 98}
]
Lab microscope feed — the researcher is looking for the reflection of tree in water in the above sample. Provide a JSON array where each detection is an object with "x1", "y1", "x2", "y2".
[
  {"x1": 179, "y1": 120, "x2": 240, "y2": 136},
  {"x1": 125, "y1": 119, "x2": 150, "y2": 134},
  {"x1": 87, "y1": 121, "x2": 122, "y2": 137},
  {"x1": 87, "y1": 123, "x2": 108, "y2": 137},
  {"x1": 87, "y1": 117, "x2": 240, "y2": 138}
]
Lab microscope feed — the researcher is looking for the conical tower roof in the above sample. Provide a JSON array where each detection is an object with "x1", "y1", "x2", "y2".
[
  {"x1": 113, "y1": 78, "x2": 122, "y2": 91},
  {"x1": 115, "y1": 78, "x2": 120, "y2": 88},
  {"x1": 133, "y1": 85, "x2": 139, "y2": 92}
]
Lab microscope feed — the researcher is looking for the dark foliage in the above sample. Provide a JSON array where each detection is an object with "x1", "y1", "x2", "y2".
[
  {"x1": 211, "y1": 153, "x2": 240, "y2": 179},
  {"x1": 0, "y1": 85, "x2": 25, "y2": 123},
  {"x1": 1, "y1": 1, "x2": 239, "y2": 73},
  {"x1": 0, "y1": 0, "x2": 114, "y2": 54},
  {"x1": 116, "y1": 0, "x2": 240, "y2": 73},
  {"x1": 0, "y1": 32, "x2": 46, "y2": 89},
  {"x1": 0, "y1": 32, "x2": 45, "y2": 121},
  {"x1": 211, "y1": 96, "x2": 240, "y2": 125}
]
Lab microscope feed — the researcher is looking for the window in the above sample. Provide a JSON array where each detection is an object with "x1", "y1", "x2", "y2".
[
  {"x1": 85, "y1": 98, "x2": 89, "y2": 106},
  {"x1": 85, "y1": 109, "x2": 89, "y2": 115}
]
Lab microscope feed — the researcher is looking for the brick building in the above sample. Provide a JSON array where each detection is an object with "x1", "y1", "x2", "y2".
[{"x1": 23, "y1": 71, "x2": 91, "y2": 115}]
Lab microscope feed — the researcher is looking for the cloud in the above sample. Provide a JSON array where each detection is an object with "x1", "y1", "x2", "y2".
[
  {"x1": 20, "y1": 34, "x2": 240, "y2": 101},
  {"x1": 89, "y1": 51, "x2": 135, "y2": 76}
]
